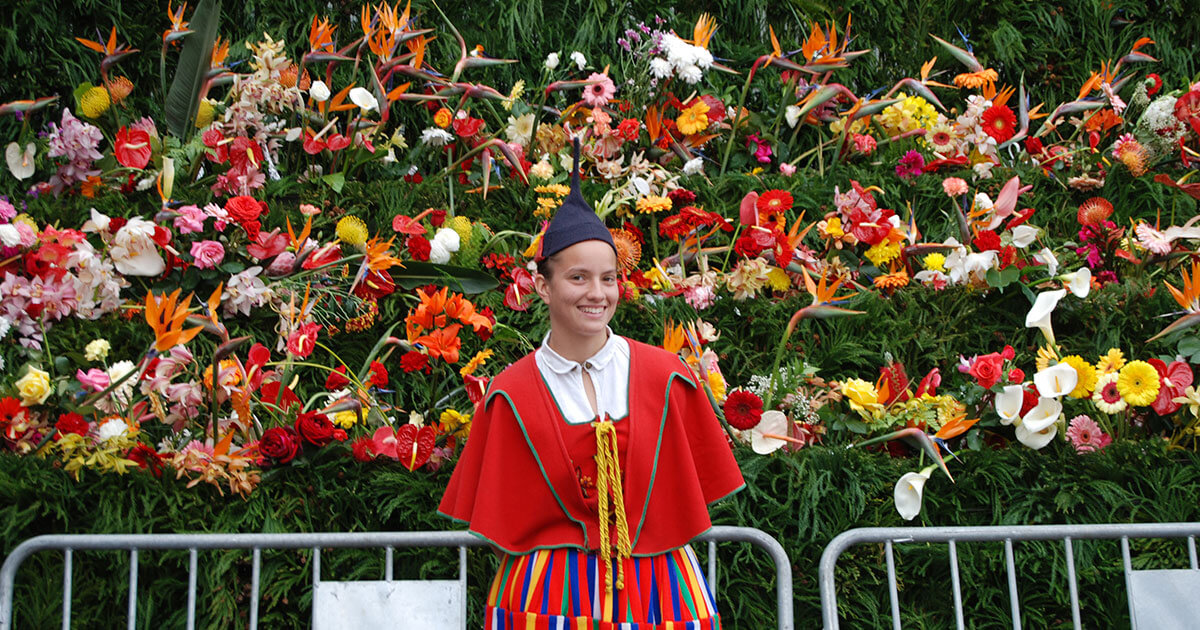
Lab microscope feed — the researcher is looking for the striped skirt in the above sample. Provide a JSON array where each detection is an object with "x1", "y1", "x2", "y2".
[{"x1": 485, "y1": 545, "x2": 721, "y2": 630}]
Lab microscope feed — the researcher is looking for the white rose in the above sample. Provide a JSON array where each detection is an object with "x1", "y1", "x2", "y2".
[
  {"x1": 428, "y1": 239, "x2": 451, "y2": 264},
  {"x1": 433, "y1": 227, "x2": 461, "y2": 253},
  {"x1": 544, "y1": 52, "x2": 560, "y2": 71},
  {"x1": 569, "y1": 51, "x2": 586, "y2": 70},
  {"x1": 309, "y1": 80, "x2": 331, "y2": 102}
]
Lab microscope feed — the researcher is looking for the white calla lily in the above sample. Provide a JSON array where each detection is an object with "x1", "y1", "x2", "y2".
[
  {"x1": 995, "y1": 384, "x2": 1025, "y2": 425},
  {"x1": 1034, "y1": 363, "x2": 1078, "y2": 399},
  {"x1": 1015, "y1": 421, "x2": 1058, "y2": 449},
  {"x1": 1061, "y1": 267, "x2": 1092, "y2": 298},
  {"x1": 1034, "y1": 247, "x2": 1059, "y2": 276},
  {"x1": 1020, "y1": 396, "x2": 1062, "y2": 432},
  {"x1": 894, "y1": 465, "x2": 937, "y2": 521},
  {"x1": 349, "y1": 87, "x2": 378, "y2": 112},
  {"x1": 309, "y1": 80, "x2": 331, "y2": 102},
  {"x1": 1024, "y1": 289, "x2": 1067, "y2": 345},
  {"x1": 751, "y1": 410, "x2": 789, "y2": 454},
  {"x1": 1011, "y1": 225, "x2": 1039, "y2": 248}
]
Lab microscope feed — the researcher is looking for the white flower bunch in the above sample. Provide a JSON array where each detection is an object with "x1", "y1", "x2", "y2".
[
  {"x1": 651, "y1": 33, "x2": 713, "y2": 85},
  {"x1": 429, "y1": 227, "x2": 462, "y2": 264}
]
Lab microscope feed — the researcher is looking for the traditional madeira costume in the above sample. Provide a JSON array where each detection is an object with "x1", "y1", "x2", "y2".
[{"x1": 439, "y1": 141, "x2": 744, "y2": 628}]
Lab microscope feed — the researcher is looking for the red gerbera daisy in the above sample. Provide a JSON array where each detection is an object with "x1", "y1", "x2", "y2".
[
  {"x1": 723, "y1": 389, "x2": 764, "y2": 430},
  {"x1": 1077, "y1": 197, "x2": 1113, "y2": 227},
  {"x1": 981, "y1": 104, "x2": 1017, "y2": 143},
  {"x1": 756, "y1": 189, "x2": 793, "y2": 227}
]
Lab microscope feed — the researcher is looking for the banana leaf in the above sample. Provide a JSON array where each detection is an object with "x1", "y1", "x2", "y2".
[
  {"x1": 164, "y1": 0, "x2": 222, "y2": 139},
  {"x1": 392, "y1": 262, "x2": 500, "y2": 294}
]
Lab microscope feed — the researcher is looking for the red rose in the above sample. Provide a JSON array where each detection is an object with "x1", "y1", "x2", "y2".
[
  {"x1": 294, "y1": 412, "x2": 336, "y2": 447},
  {"x1": 259, "y1": 426, "x2": 300, "y2": 463},
  {"x1": 1007, "y1": 368, "x2": 1025, "y2": 384},
  {"x1": 429, "y1": 210, "x2": 447, "y2": 227},
  {"x1": 325, "y1": 365, "x2": 351, "y2": 390},
  {"x1": 969, "y1": 353, "x2": 1005, "y2": 389},
  {"x1": 1019, "y1": 385, "x2": 1040, "y2": 416},
  {"x1": 225, "y1": 195, "x2": 266, "y2": 225}
]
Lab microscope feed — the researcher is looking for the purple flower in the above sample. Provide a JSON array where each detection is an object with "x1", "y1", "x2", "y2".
[{"x1": 895, "y1": 150, "x2": 925, "y2": 180}]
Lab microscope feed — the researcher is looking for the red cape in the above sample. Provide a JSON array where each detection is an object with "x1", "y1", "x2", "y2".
[{"x1": 439, "y1": 339, "x2": 744, "y2": 555}]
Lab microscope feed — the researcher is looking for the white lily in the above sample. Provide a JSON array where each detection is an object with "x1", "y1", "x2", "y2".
[
  {"x1": 1061, "y1": 267, "x2": 1092, "y2": 298},
  {"x1": 1020, "y1": 396, "x2": 1062, "y2": 432},
  {"x1": 1024, "y1": 289, "x2": 1067, "y2": 345},
  {"x1": 1015, "y1": 421, "x2": 1057, "y2": 449},
  {"x1": 1034, "y1": 363, "x2": 1078, "y2": 399},
  {"x1": 895, "y1": 465, "x2": 938, "y2": 521},
  {"x1": 349, "y1": 87, "x2": 378, "y2": 112},
  {"x1": 995, "y1": 384, "x2": 1025, "y2": 425}
]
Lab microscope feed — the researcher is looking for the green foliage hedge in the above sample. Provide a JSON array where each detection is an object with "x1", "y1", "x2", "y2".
[{"x1": 4, "y1": 442, "x2": 1198, "y2": 628}]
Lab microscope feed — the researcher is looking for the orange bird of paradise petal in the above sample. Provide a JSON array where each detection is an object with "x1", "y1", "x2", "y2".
[
  {"x1": 661, "y1": 321, "x2": 686, "y2": 354},
  {"x1": 934, "y1": 415, "x2": 980, "y2": 440},
  {"x1": 145, "y1": 289, "x2": 204, "y2": 352},
  {"x1": 415, "y1": 324, "x2": 463, "y2": 364}
]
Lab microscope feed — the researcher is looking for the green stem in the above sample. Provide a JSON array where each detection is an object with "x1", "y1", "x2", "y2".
[
  {"x1": 722, "y1": 224, "x2": 743, "y2": 271},
  {"x1": 528, "y1": 83, "x2": 551, "y2": 161},
  {"x1": 447, "y1": 146, "x2": 455, "y2": 215},
  {"x1": 769, "y1": 76, "x2": 797, "y2": 141},
  {"x1": 763, "y1": 326, "x2": 795, "y2": 410},
  {"x1": 718, "y1": 67, "x2": 757, "y2": 178}
]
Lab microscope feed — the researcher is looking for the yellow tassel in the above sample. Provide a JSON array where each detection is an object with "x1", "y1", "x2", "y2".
[{"x1": 593, "y1": 417, "x2": 632, "y2": 596}]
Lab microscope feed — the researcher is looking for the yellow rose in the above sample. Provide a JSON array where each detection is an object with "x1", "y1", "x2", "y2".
[
  {"x1": 15, "y1": 367, "x2": 51, "y2": 406},
  {"x1": 841, "y1": 378, "x2": 882, "y2": 419}
]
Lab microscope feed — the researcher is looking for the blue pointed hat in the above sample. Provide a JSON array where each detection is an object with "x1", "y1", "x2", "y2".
[{"x1": 537, "y1": 138, "x2": 616, "y2": 261}]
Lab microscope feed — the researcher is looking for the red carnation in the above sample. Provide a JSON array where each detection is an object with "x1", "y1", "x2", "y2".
[
  {"x1": 325, "y1": 365, "x2": 351, "y2": 390},
  {"x1": 350, "y1": 436, "x2": 376, "y2": 462},
  {"x1": 406, "y1": 234, "x2": 431, "y2": 261},
  {"x1": 259, "y1": 426, "x2": 301, "y2": 463},
  {"x1": 667, "y1": 188, "x2": 697, "y2": 208},
  {"x1": 294, "y1": 412, "x2": 337, "y2": 447},
  {"x1": 55, "y1": 412, "x2": 89, "y2": 438},
  {"x1": 724, "y1": 390, "x2": 764, "y2": 430},
  {"x1": 400, "y1": 351, "x2": 430, "y2": 373},
  {"x1": 368, "y1": 361, "x2": 388, "y2": 387},
  {"x1": 973, "y1": 230, "x2": 1001, "y2": 252}
]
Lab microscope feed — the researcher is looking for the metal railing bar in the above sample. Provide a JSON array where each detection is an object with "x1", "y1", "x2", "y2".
[
  {"x1": 1122, "y1": 537, "x2": 1135, "y2": 630},
  {"x1": 249, "y1": 547, "x2": 260, "y2": 630},
  {"x1": 312, "y1": 547, "x2": 320, "y2": 586},
  {"x1": 61, "y1": 548, "x2": 72, "y2": 630},
  {"x1": 1004, "y1": 539, "x2": 1020, "y2": 630},
  {"x1": 1063, "y1": 538, "x2": 1081, "y2": 630},
  {"x1": 385, "y1": 546, "x2": 394, "y2": 582},
  {"x1": 885, "y1": 540, "x2": 900, "y2": 630},
  {"x1": 697, "y1": 526, "x2": 793, "y2": 630},
  {"x1": 458, "y1": 546, "x2": 468, "y2": 627},
  {"x1": 1189, "y1": 536, "x2": 1197, "y2": 570},
  {"x1": 127, "y1": 549, "x2": 138, "y2": 630},
  {"x1": 949, "y1": 540, "x2": 964, "y2": 630},
  {"x1": 707, "y1": 540, "x2": 717, "y2": 592},
  {"x1": 186, "y1": 548, "x2": 197, "y2": 630}
]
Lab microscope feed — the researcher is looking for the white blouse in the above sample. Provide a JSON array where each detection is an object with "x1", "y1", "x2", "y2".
[{"x1": 533, "y1": 329, "x2": 630, "y2": 425}]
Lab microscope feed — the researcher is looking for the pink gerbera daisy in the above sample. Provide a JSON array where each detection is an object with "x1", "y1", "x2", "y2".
[
  {"x1": 581, "y1": 73, "x2": 616, "y2": 108},
  {"x1": 1065, "y1": 415, "x2": 1112, "y2": 452}
]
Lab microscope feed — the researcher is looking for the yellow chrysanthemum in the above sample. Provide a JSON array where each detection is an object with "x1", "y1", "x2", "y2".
[
  {"x1": 194, "y1": 99, "x2": 216, "y2": 129},
  {"x1": 439, "y1": 409, "x2": 471, "y2": 439},
  {"x1": 636, "y1": 195, "x2": 671, "y2": 214},
  {"x1": 1117, "y1": 360, "x2": 1160, "y2": 407},
  {"x1": 676, "y1": 100, "x2": 711, "y2": 136},
  {"x1": 707, "y1": 370, "x2": 727, "y2": 403},
  {"x1": 1060, "y1": 355, "x2": 1098, "y2": 398},
  {"x1": 829, "y1": 116, "x2": 868, "y2": 135},
  {"x1": 80, "y1": 86, "x2": 111, "y2": 118},
  {"x1": 766, "y1": 267, "x2": 791, "y2": 291},
  {"x1": 821, "y1": 217, "x2": 845, "y2": 239},
  {"x1": 864, "y1": 240, "x2": 902, "y2": 267},
  {"x1": 1035, "y1": 344, "x2": 1059, "y2": 372},
  {"x1": 1096, "y1": 348, "x2": 1126, "y2": 374},
  {"x1": 448, "y1": 215, "x2": 473, "y2": 245},
  {"x1": 332, "y1": 410, "x2": 359, "y2": 429},
  {"x1": 335, "y1": 216, "x2": 369, "y2": 249},
  {"x1": 877, "y1": 93, "x2": 938, "y2": 137},
  {"x1": 503, "y1": 80, "x2": 525, "y2": 111},
  {"x1": 923, "y1": 252, "x2": 946, "y2": 272},
  {"x1": 459, "y1": 348, "x2": 494, "y2": 377}
]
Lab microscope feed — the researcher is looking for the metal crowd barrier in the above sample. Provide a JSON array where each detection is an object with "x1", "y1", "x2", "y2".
[
  {"x1": 818, "y1": 522, "x2": 1200, "y2": 630},
  {"x1": 1, "y1": 525, "x2": 792, "y2": 630}
]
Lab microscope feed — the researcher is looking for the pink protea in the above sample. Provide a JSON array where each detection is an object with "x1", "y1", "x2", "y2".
[{"x1": 1066, "y1": 415, "x2": 1112, "y2": 453}]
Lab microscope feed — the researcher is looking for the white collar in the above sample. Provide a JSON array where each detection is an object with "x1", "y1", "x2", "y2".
[{"x1": 538, "y1": 328, "x2": 620, "y2": 375}]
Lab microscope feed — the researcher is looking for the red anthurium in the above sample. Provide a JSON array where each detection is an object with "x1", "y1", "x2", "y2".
[
  {"x1": 371, "y1": 426, "x2": 399, "y2": 459},
  {"x1": 395, "y1": 424, "x2": 437, "y2": 470},
  {"x1": 115, "y1": 126, "x2": 152, "y2": 169},
  {"x1": 392, "y1": 214, "x2": 427, "y2": 235},
  {"x1": 1148, "y1": 359, "x2": 1193, "y2": 416},
  {"x1": 246, "y1": 228, "x2": 290, "y2": 260},
  {"x1": 302, "y1": 131, "x2": 327, "y2": 155},
  {"x1": 325, "y1": 133, "x2": 351, "y2": 151},
  {"x1": 259, "y1": 380, "x2": 301, "y2": 412}
]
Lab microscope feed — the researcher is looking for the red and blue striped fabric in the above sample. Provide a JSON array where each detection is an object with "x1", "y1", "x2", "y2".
[{"x1": 484, "y1": 545, "x2": 722, "y2": 630}]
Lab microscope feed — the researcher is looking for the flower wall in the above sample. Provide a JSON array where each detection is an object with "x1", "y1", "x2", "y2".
[{"x1": 1, "y1": 0, "x2": 1199, "y2": 542}]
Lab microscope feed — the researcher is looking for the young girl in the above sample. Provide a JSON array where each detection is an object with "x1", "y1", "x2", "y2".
[{"x1": 440, "y1": 141, "x2": 743, "y2": 628}]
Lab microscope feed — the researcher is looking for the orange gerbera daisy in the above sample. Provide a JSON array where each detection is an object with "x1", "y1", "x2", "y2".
[
  {"x1": 756, "y1": 189, "x2": 793, "y2": 227},
  {"x1": 954, "y1": 68, "x2": 998, "y2": 89}
]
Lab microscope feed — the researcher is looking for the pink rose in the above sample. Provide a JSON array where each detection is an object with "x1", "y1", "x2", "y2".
[
  {"x1": 76, "y1": 368, "x2": 110, "y2": 393},
  {"x1": 189, "y1": 240, "x2": 225, "y2": 269}
]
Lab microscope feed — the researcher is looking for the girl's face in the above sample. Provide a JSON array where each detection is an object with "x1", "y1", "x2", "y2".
[{"x1": 534, "y1": 240, "x2": 619, "y2": 344}]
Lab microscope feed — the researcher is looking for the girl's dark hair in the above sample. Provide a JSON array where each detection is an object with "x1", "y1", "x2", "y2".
[{"x1": 536, "y1": 254, "x2": 557, "y2": 278}]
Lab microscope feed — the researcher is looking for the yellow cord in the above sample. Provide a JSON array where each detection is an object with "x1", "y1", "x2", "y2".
[{"x1": 593, "y1": 417, "x2": 632, "y2": 595}]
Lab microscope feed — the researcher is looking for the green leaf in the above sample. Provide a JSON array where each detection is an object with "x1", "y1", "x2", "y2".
[
  {"x1": 321, "y1": 172, "x2": 345, "y2": 193},
  {"x1": 1177, "y1": 336, "x2": 1200, "y2": 357},
  {"x1": 392, "y1": 262, "x2": 500, "y2": 294},
  {"x1": 164, "y1": 0, "x2": 222, "y2": 139}
]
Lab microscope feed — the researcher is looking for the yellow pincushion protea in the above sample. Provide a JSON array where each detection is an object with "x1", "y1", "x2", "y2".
[
  {"x1": 194, "y1": 99, "x2": 216, "y2": 129},
  {"x1": 105, "y1": 76, "x2": 134, "y2": 104},
  {"x1": 80, "y1": 86, "x2": 111, "y2": 118},
  {"x1": 335, "y1": 216, "x2": 369, "y2": 249},
  {"x1": 448, "y1": 215, "x2": 473, "y2": 245},
  {"x1": 1117, "y1": 360, "x2": 1160, "y2": 407}
]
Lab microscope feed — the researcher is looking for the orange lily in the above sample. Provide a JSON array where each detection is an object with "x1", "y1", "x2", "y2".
[
  {"x1": 407, "y1": 287, "x2": 450, "y2": 337},
  {"x1": 445, "y1": 294, "x2": 493, "y2": 334},
  {"x1": 415, "y1": 324, "x2": 463, "y2": 363},
  {"x1": 145, "y1": 289, "x2": 204, "y2": 352}
]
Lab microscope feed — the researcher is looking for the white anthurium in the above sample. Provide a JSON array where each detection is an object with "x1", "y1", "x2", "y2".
[
  {"x1": 1019, "y1": 396, "x2": 1062, "y2": 432},
  {"x1": 995, "y1": 384, "x2": 1025, "y2": 425},
  {"x1": 1011, "y1": 225, "x2": 1039, "y2": 248},
  {"x1": 1024, "y1": 289, "x2": 1067, "y2": 345},
  {"x1": 1033, "y1": 247, "x2": 1059, "y2": 276},
  {"x1": 349, "y1": 87, "x2": 378, "y2": 112},
  {"x1": 750, "y1": 410, "x2": 789, "y2": 454},
  {"x1": 6, "y1": 142, "x2": 36, "y2": 180},
  {"x1": 1061, "y1": 267, "x2": 1092, "y2": 298},
  {"x1": 1034, "y1": 362, "x2": 1078, "y2": 399},
  {"x1": 894, "y1": 465, "x2": 938, "y2": 521},
  {"x1": 309, "y1": 80, "x2": 331, "y2": 102},
  {"x1": 1015, "y1": 421, "x2": 1058, "y2": 449}
]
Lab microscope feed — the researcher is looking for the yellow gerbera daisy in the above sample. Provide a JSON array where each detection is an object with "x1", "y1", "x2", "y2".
[
  {"x1": 1035, "y1": 344, "x2": 1059, "y2": 372},
  {"x1": 1095, "y1": 348, "x2": 1126, "y2": 374},
  {"x1": 1060, "y1": 355, "x2": 1098, "y2": 398},
  {"x1": 459, "y1": 348, "x2": 494, "y2": 377},
  {"x1": 676, "y1": 100, "x2": 711, "y2": 136},
  {"x1": 635, "y1": 195, "x2": 671, "y2": 214},
  {"x1": 1117, "y1": 360, "x2": 1160, "y2": 407}
]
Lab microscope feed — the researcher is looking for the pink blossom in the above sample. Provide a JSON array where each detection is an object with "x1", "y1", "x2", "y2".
[
  {"x1": 203, "y1": 203, "x2": 230, "y2": 232},
  {"x1": 190, "y1": 240, "x2": 225, "y2": 269},
  {"x1": 172, "y1": 205, "x2": 207, "y2": 234},
  {"x1": 895, "y1": 150, "x2": 925, "y2": 180},
  {"x1": 76, "y1": 368, "x2": 111, "y2": 392},
  {"x1": 0, "y1": 198, "x2": 16, "y2": 222},
  {"x1": 581, "y1": 73, "x2": 616, "y2": 108},
  {"x1": 45, "y1": 109, "x2": 104, "y2": 195},
  {"x1": 1066, "y1": 415, "x2": 1112, "y2": 453},
  {"x1": 942, "y1": 177, "x2": 968, "y2": 197},
  {"x1": 779, "y1": 163, "x2": 796, "y2": 177},
  {"x1": 853, "y1": 134, "x2": 876, "y2": 155}
]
